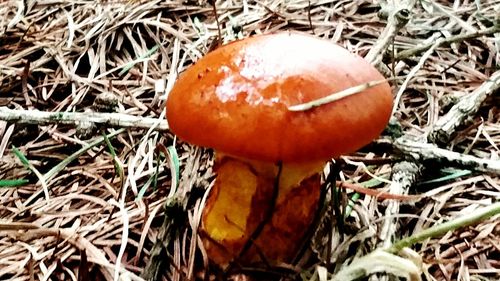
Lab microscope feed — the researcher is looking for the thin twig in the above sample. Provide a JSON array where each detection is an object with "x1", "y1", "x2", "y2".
[
  {"x1": 364, "y1": 0, "x2": 416, "y2": 65},
  {"x1": 393, "y1": 138, "x2": 500, "y2": 175},
  {"x1": 288, "y1": 79, "x2": 394, "y2": 112},
  {"x1": 388, "y1": 202, "x2": 500, "y2": 253},
  {"x1": 0, "y1": 107, "x2": 168, "y2": 131},
  {"x1": 396, "y1": 25, "x2": 500, "y2": 60},
  {"x1": 378, "y1": 162, "x2": 420, "y2": 248},
  {"x1": 307, "y1": 0, "x2": 315, "y2": 34}
]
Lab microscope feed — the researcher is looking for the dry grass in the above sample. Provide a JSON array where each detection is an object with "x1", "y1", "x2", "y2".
[{"x1": 0, "y1": 0, "x2": 499, "y2": 280}]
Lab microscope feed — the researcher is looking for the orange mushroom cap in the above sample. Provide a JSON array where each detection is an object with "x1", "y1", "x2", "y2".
[{"x1": 166, "y1": 32, "x2": 393, "y2": 163}]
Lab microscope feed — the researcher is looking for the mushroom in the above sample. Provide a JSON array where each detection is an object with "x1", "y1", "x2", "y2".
[{"x1": 166, "y1": 32, "x2": 393, "y2": 267}]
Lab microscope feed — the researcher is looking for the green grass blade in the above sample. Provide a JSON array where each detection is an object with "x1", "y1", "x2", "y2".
[
  {"x1": 389, "y1": 202, "x2": 500, "y2": 253},
  {"x1": 167, "y1": 145, "x2": 179, "y2": 184},
  {"x1": 119, "y1": 45, "x2": 160, "y2": 76},
  {"x1": 11, "y1": 146, "x2": 30, "y2": 169},
  {"x1": 43, "y1": 129, "x2": 125, "y2": 182},
  {"x1": 103, "y1": 131, "x2": 123, "y2": 177},
  {"x1": 136, "y1": 175, "x2": 154, "y2": 201},
  {"x1": 418, "y1": 168, "x2": 471, "y2": 185},
  {"x1": 0, "y1": 179, "x2": 29, "y2": 187}
]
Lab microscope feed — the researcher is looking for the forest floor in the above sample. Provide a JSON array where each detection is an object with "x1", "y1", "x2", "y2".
[{"x1": 0, "y1": 0, "x2": 499, "y2": 280}]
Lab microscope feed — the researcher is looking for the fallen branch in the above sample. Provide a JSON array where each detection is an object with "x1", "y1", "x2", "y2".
[
  {"x1": 378, "y1": 161, "x2": 420, "y2": 249},
  {"x1": 364, "y1": 0, "x2": 416, "y2": 65},
  {"x1": 393, "y1": 137, "x2": 500, "y2": 175},
  {"x1": 0, "y1": 107, "x2": 169, "y2": 131},
  {"x1": 429, "y1": 70, "x2": 500, "y2": 144}
]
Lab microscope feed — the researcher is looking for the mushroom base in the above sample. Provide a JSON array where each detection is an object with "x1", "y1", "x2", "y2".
[{"x1": 201, "y1": 154, "x2": 324, "y2": 267}]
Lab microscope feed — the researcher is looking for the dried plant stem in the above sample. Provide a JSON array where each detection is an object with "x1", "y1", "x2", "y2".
[
  {"x1": 288, "y1": 79, "x2": 391, "y2": 111},
  {"x1": 0, "y1": 107, "x2": 168, "y2": 131},
  {"x1": 393, "y1": 138, "x2": 500, "y2": 175},
  {"x1": 364, "y1": 0, "x2": 416, "y2": 65},
  {"x1": 396, "y1": 25, "x2": 500, "y2": 60},
  {"x1": 429, "y1": 70, "x2": 500, "y2": 144},
  {"x1": 388, "y1": 201, "x2": 500, "y2": 253}
]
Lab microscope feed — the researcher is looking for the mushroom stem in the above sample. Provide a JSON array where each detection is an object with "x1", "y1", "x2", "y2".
[{"x1": 201, "y1": 154, "x2": 324, "y2": 267}]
